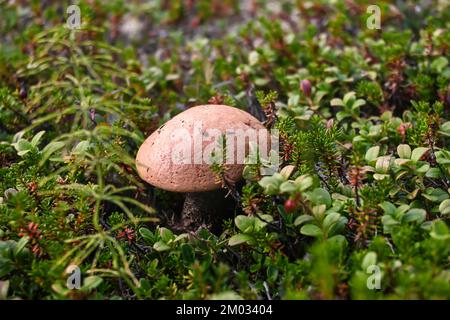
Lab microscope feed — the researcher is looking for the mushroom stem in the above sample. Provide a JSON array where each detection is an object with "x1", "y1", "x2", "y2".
[{"x1": 181, "y1": 189, "x2": 234, "y2": 234}]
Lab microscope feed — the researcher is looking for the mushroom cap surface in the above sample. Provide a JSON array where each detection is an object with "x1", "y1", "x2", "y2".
[{"x1": 136, "y1": 104, "x2": 267, "y2": 192}]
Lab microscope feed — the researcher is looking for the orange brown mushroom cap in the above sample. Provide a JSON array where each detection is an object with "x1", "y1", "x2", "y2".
[{"x1": 136, "y1": 104, "x2": 266, "y2": 193}]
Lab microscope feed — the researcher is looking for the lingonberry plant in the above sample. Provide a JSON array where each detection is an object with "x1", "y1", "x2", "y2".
[{"x1": 0, "y1": 1, "x2": 449, "y2": 300}]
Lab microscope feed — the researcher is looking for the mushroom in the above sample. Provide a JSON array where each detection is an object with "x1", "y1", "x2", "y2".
[{"x1": 136, "y1": 104, "x2": 268, "y2": 232}]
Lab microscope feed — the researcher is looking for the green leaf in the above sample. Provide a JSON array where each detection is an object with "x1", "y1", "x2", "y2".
[
  {"x1": 365, "y1": 146, "x2": 380, "y2": 162},
  {"x1": 160, "y1": 227, "x2": 174, "y2": 243},
  {"x1": 288, "y1": 94, "x2": 300, "y2": 107},
  {"x1": 139, "y1": 228, "x2": 153, "y2": 243},
  {"x1": 375, "y1": 156, "x2": 391, "y2": 173},
  {"x1": 40, "y1": 141, "x2": 65, "y2": 164},
  {"x1": 343, "y1": 91, "x2": 356, "y2": 104},
  {"x1": 425, "y1": 168, "x2": 441, "y2": 178},
  {"x1": 430, "y1": 56, "x2": 448, "y2": 72},
  {"x1": 31, "y1": 131, "x2": 45, "y2": 147},
  {"x1": 373, "y1": 173, "x2": 389, "y2": 180},
  {"x1": 13, "y1": 236, "x2": 29, "y2": 256},
  {"x1": 180, "y1": 244, "x2": 195, "y2": 265},
  {"x1": 82, "y1": 276, "x2": 103, "y2": 291},
  {"x1": 254, "y1": 214, "x2": 273, "y2": 231},
  {"x1": 327, "y1": 216, "x2": 347, "y2": 236},
  {"x1": 14, "y1": 139, "x2": 33, "y2": 156},
  {"x1": 267, "y1": 265, "x2": 279, "y2": 283},
  {"x1": 336, "y1": 111, "x2": 351, "y2": 121},
  {"x1": 421, "y1": 221, "x2": 433, "y2": 231},
  {"x1": 402, "y1": 208, "x2": 426, "y2": 224},
  {"x1": 352, "y1": 99, "x2": 366, "y2": 109},
  {"x1": 258, "y1": 173, "x2": 285, "y2": 195},
  {"x1": 235, "y1": 215, "x2": 254, "y2": 233},
  {"x1": 326, "y1": 235, "x2": 348, "y2": 247},
  {"x1": 382, "y1": 215, "x2": 399, "y2": 226},
  {"x1": 228, "y1": 234, "x2": 254, "y2": 246},
  {"x1": 417, "y1": 163, "x2": 430, "y2": 174},
  {"x1": 72, "y1": 141, "x2": 90, "y2": 155},
  {"x1": 397, "y1": 144, "x2": 411, "y2": 159},
  {"x1": 312, "y1": 204, "x2": 326, "y2": 219},
  {"x1": 309, "y1": 188, "x2": 331, "y2": 207},
  {"x1": 430, "y1": 220, "x2": 449, "y2": 240},
  {"x1": 439, "y1": 199, "x2": 450, "y2": 215},
  {"x1": 0, "y1": 259, "x2": 13, "y2": 278},
  {"x1": 361, "y1": 252, "x2": 377, "y2": 270},
  {"x1": 295, "y1": 175, "x2": 313, "y2": 191},
  {"x1": 440, "y1": 121, "x2": 450, "y2": 135},
  {"x1": 411, "y1": 147, "x2": 429, "y2": 162},
  {"x1": 174, "y1": 233, "x2": 189, "y2": 242},
  {"x1": 323, "y1": 212, "x2": 341, "y2": 231},
  {"x1": 258, "y1": 176, "x2": 274, "y2": 189},
  {"x1": 153, "y1": 241, "x2": 170, "y2": 252},
  {"x1": 436, "y1": 150, "x2": 450, "y2": 165},
  {"x1": 279, "y1": 181, "x2": 298, "y2": 193},
  {"x1": 379, "y1": 201, "x2": 396, "y2": 215},
  {"x1": 395, "y1": 205, "x2": 410, "y2": 218},
  {"x1": 300, "y1": 224, "x2": 323, "y2": 237},
  {"x1": 422, "y1": 188, "x2": 449, "y2": 202},
  {"x1": 294, "y1": 214, "x2": 314, "y2": 226},
  {"x1": 330, "y1": 98, "x2": 344, "y2": 107},
  {"x1": 279, "y1": 165, "x2": 296, "y2": 179}
]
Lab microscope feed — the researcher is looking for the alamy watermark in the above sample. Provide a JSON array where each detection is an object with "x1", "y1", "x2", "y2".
[
  {"x1": 367, "y1": 5, "x2": 381, "y2": 30},
  {"x1": 66, "y1": 5, "x2": 81, "y2": 29},
  {"x1": 366, "y1": 265, "x2": 381, "y2": 290},
  {"x1": 66, "y1": 264, "x2": 81, "y2": 290},
  {"x1": 65, "y1": 4, "x2": 381, "y2": 31}
]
